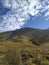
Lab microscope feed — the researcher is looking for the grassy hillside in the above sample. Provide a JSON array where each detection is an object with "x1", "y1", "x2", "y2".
[
  {"x1": 0, "y1": 28, "x2": 49, "y2": 65},
  {"x1": 0, "y1": 31, "x2": 12, "y2": 41},
  {"x1": 0, "y1": 28, "x2": 49, "y2": 44},
  {"x1": 0, "y1": 39, "x2": 49, "y2": 65}
]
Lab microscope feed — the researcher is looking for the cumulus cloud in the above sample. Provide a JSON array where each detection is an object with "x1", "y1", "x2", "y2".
[{"x1": 0, "y1": 0, "x2": 49, "y2": 32}]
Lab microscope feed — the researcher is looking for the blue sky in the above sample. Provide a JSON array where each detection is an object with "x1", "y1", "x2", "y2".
[
  {"x1": 0, "y1": 0, "x2": 49, "y2": 32},
  {"x1": 23, "y1": 15, "x2": 49, "y2": 29}
]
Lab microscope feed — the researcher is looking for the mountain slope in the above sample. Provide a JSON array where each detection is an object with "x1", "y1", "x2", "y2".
[
  {"x1": 11, "y1": 28, "x2": 49, "y2": 43},
  {"x1": 0, "y1": 28, "x2": 49, "y2": 43},
  {"x1": 0, "y1": 28, "x2": 49, "y2": 65}
]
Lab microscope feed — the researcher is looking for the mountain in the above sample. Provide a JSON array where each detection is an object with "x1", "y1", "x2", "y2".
[
  {"x1": 0, "y1": 28, "x2": 49, "y2": 65},
  {"x1": 0, "y1": 27, "x2": 49, "y2": 44}
]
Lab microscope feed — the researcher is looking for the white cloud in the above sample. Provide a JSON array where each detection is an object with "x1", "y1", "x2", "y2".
[
  {"x1": 44, "y1": 11, "x2": 49, "y2": 17},
  {"x1": 0, "y1": 0, "x2": 49, "y2": 32}
]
